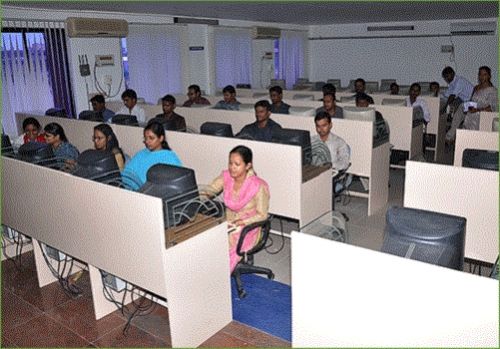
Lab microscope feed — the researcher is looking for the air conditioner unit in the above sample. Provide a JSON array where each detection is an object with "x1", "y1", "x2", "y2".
[
  {"x1": 66, "y1": 17, "x2": 128, "y2": 38},
  {"x1": 252, "y1": 27, "x2": 281, "y2": 39},
  {"x1": 450, "y1": 21, "x2": 496, "y2": 36}
]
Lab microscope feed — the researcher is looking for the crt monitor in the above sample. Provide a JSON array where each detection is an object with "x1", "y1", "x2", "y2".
[
  {"x1": 18, "y1": 142, "x2": 55, "y2": 165},
  {"x1": 462, "y1": 148, "x2": 499, "y2": 171},
  {"x1": 72, "y1": 149, "x2": 121, "y2": 184},
  {"x1": 45, "y1": 108, "x2": 67, "y2": 117},
  {"x1": 381, "y1": 98, "x2": 406, "y2": 106},
  {"x1": 381, "y1": 206, "x2": 466, "y2": 270},
  {"x1": 342, "y1": 106, "x2": 376, "y2": 123},
  {"x1": 79, "y1": 110, "x2": 104, "y2": 122},
  {"x1": 200, "y1": 122, "x2": 234, "y2": 137},
  {"x1": 112, "y1": 114, "x2": 139, "y2": 126},
  {"x1": 148, "y1": 116, "x2": 186, "y2": 132},
  {"x1": 271, "y1": 128, "x2": 312, "y2": 166},
  {"x1": 138, "y1": 164, "x2": 200, "y2": 228}
]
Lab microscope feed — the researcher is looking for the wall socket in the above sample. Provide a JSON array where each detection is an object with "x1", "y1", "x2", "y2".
[{"x1": 441, "y1": 45, "x2": 454, "y2": 53}]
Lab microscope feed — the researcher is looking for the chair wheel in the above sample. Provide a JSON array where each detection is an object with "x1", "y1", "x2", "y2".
[{"x1": 268, "y1": 273, "x2": 275, "y2": 280}]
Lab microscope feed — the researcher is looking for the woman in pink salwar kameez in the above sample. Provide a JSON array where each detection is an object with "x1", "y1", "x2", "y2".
[{"x1": 205, "y1": 145, "x2": 270, "y2": 273}]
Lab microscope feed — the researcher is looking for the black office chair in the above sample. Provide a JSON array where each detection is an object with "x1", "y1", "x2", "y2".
[
  {"x1": 332, "y1": 163, "x2": 352, "y2": 213},
  {"x1": 232, "y1": 217, "x2": 274, "y2": 299}
]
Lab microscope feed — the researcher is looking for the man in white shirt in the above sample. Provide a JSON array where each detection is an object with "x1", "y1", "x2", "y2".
[
  {"x1": 117, "y1": 89, "x2": 146, "y2": 124},
  {"x1": 406, "y1": 83, "x2": 431, "y2": 124},
  {"x1": 441, "y1": 66, "x2": 474, "y2": 110}
]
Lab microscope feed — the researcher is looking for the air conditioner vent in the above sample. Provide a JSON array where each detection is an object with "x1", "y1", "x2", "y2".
[
  {"x1": 66, "y1": 17, "x2": 128, "y2": 38},
  {"x1": 252, "y1": 27, "x2": 281, "y2": 39},
  {"x1": 367, "y1": 25, "x2": 415, "y2": 32},
  {"x1": 450, "y1": 21, "x2": 496, "y2": 36}
]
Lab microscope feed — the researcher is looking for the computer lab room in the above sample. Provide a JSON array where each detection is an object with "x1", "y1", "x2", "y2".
[{"x1": 1, "y1": 1, "x2": 498, "y2": 348}]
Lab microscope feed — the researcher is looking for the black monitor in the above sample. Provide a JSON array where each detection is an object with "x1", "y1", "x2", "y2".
[
  {"x1": 112, "y1": 114, "x2": 139, "y2": 126},
  {"x1": 149, "y1": 116, "x2": 186, "y2": 132},
  {"x1": 18, "y1": 142, "x2": 55, "y2": 165},
  {"x1": 72, "y1": 149, "x2": 121, "y2": 184},
  {"x1": 200, "y1": 122, "x2": 234, "y2": 137},
  {"x1": 272, "y1": 128, "x2": 312, "y2": 166},
  {"x1": 2, "y1": 134, "x2": 13, "y2": 154},
  {"x1": 138, "y1": 164, "x2": 200, "y2": 228},
  {"x1": 381, "y1": 206, "x2": 466, "y2": 270},
  {"x1": 79, "y1": 110, "x2": 104, "y2": 122},
  {"x1": 45, "y1": 108, "x2": 67, "y2": 118},
  {"x1": 462, "y1": 148, "x2": 499, "y2": 171}
]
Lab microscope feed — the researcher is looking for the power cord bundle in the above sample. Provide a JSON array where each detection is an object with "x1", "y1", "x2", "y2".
[
  {"x1": 1, "y1": 226, "x2": 29, "y2": 270},
  {"x1": 38, "y1": 241, "x2": 83, "y2": 298},
  {"x1": 264, "y1": 215, "x2": 286, "y2": 255},
  {"x1": 100, "y1": 270, "x2": 158, "y2": 335}
]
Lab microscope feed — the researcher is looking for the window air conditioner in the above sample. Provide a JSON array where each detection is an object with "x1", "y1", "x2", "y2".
[
  {"x1": 66, "y1": 17, "x2": 129, "y2": 38},
  {"x1": 252, "y1": 27, "x2": 281, "y2": 40},
  {"x1": 450, "y1": 22, "x2": 496, "y2": 36}
]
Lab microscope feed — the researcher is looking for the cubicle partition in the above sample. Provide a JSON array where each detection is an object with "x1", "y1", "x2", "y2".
[
  {"x1": 2, "y1": 156, "x2": 232, "y2": 347},
  {"x1": 479, "y1": 111, "x2": 499, "y2": 132},
  {"x1": 15, "y1": 113, "x2": 331, "y2": 227},
  {"x1": 291, "y1": 230, "x2": 499, "y2": 347},
  {"x1": 404, "y1": 161, "x2": 498, "y2": 263},
  {"x1": 453, "y1": 129, "x2": 498, "y2": 167}
]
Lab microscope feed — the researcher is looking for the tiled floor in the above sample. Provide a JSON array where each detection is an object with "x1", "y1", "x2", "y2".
[{"x1": 1, "y1": 251, "x2": 290, "y2": 348}]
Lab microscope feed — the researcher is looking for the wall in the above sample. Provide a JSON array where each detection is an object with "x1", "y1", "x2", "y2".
[{"x1": 308, "y1": 18, "x2": 498, "y2": 87}]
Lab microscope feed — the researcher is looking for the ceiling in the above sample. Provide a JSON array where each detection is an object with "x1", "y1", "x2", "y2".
[{"x1": 3, "y1": 1, "x2": 498, "y2": 25}]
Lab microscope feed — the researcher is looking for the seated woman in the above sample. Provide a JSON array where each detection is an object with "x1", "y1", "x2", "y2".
[
  {"x1": 93, "y1": 123, "x2": 126, "y2": 170},
  {"x1": 204, "y1": 145, "x2": 270, "y2": 273},
  {"x1": 121, "y1": 120, "x2": 182, "y2": 190},
  {"x1": 43, "y1": 122, "x2": 79, "y2": 169},
  {"x1": 12, "y1": 117, "x2": 46, "y2": 152}
]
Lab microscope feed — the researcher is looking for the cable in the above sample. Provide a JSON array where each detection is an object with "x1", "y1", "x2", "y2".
[
  {"x1": 93, "y1": 59, "x2": 124, "y2": 99},
  {"x1": 265, "y1": 215, "x2": 286, "y2": 255}
]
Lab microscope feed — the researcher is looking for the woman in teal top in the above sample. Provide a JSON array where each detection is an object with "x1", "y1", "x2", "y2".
[{"x1": 122, "y1": 120, "x2": 182, "y2": 190}]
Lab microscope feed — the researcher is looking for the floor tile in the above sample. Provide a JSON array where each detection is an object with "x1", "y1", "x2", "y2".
[
  {"x1": 1, "y1": 288, "x2": 42, "y2": 331},
  {"x1": 199, "y1": 330, "x2": 252, "y2": 347},
  {"x1": 7, "y1": 314, "x2": 90, "y2": 347},
  {"x1": 120, "y1": 304, "x2": 171, "y2": 345},
  {"x1": 222, "y1": 320, "x2": 291, "y2": 347},
  {"x1": 93, "y1": 324, "x2": 169, "y2": 348}
]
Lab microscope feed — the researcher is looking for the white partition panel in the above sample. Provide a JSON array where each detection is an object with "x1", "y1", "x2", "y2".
[
  {"x1": 404, "y1": 161, "x2": 499, "y2": 263},
  {"x1": 292, "y1": 231, "x2": 499, "y2": 347},
  {"x1": 453, "y1": 129, "x2": 498, "y2": 166},
  {"x1": 479, "y1": 111, "x2": 499, "y2": 132}
]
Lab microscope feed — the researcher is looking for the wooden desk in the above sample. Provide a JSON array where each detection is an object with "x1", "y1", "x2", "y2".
[{"x1": 2, "y1": 156, "x2": 232, "y2": 347}]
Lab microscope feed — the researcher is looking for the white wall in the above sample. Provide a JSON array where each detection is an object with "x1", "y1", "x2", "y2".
[{"x1": 308, "y1": 18, "x2": 498, "y2": 87}]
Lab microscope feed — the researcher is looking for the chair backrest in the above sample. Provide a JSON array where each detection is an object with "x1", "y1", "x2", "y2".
[{"x1": 236, "y1": 218, "x2": 271, "y2": 257}]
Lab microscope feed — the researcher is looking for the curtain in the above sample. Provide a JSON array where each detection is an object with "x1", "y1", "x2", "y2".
[
  {"x1": 2, "y1": 28, "x2": 53, "y2": 135},
  {"x1": 279, "y1": 30, "x2": 307, "y2": 90},
  {"x1": 214, "y1": 27, "x2": 252, "y2": 89},
  {"x1": 127, "y1": 24, "x2": 183, "y2": 104}
]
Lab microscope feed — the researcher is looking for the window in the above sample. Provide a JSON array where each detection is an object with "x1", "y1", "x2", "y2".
[
  {"x1": 120, "y1": 37, "x2": 130, "y2": 89},
  {"x1": 274, "y1": 39, "x2": 280, "y2": 79}
]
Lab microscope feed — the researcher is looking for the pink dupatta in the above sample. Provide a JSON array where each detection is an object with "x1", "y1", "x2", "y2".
[{"x1": 222, "y1": 170, "x2": 268, "y2": 212}]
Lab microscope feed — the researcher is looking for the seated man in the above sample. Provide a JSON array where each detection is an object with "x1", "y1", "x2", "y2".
[
  {"x1": 214, "y1": 85, "x2": 241, "y2": 110},
  {"x1": 90, "y1": 94, "x2": 115, "y2": 122},
  {"x1": 390, "y1": 82, "x2": 400, "y2": 95},
  {"x1": 320, "y1": 83, "x2": 336, "y2": 101},
  {"x1": 441, "y1": 66, "x2": 474, "y2": 112},
  {"x1": 117, "y1": 89, "x2": 146, "y2": 124},
  {"x1": 353, "y1": 78, "x2": 374, "y2": 104},
  {"x1": 406, "y1": 83, "x2": 431, "y2": 125},
  {"x1": 151, "y1": 94, "x2": 186, "y2": 132},
  {"x1": 269, "y1": 85, "x2": 291, "y2": 114},
  {"x1": 315, "y1": 92, "x2": 343, "y2": 119},
  {"x1": 183, "y1": 84, "x2": 211, "y2": 107},
  {"x1": 237, "y1": 100, "x2": 282, "y2": 142},
  {"x1": 429, "y1": 81, "x2": 440, "y2": 97}
]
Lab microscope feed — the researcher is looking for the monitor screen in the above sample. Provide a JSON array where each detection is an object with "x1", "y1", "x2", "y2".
[
  {"x1": 462, "y1": 148, "x2": 499, "y2": 171},
  {"x1": 138, "y1": 164, "x2": 200, "y2": 228},
  {"x1": 272, "y1": 128, "x2": 312, "y2": 166},
  {"x1": 112, "y1": 114, "x2": 139, "y2": 126},
  {"x1": 342, "y1": 106, "x2": 376, "y2": 123},
  {"x1": 79, "y1": 110, "x2": 104, "y2": 122},
  {"x1": 200, "y1": 122, "x2": 233, "y2": 137},
  {"x1": 18, "y1": 142, "x2": 55, "y2": 165},
  {"x1": 381, "y1": 206, "x2": 466, "y2": 270},
  {"x1": 72, "y1": 149, "x2": 121, "y2": 183}
]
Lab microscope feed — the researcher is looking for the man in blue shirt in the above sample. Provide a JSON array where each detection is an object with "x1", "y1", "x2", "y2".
[
  {"x1": 237, "y1": 100, "x2": 282, "y2": 142},
  {"x1": 90, "y1": 94, "x2": 115, "y2": 122},
  {"x1": 441, "y1": 66, "x2": 474, "y2": 110},
  {"x1": 213, "y1": 85, "x2": 241, "y2": 110},
  {"x1": 269, "y1": 85, "x2": 291, "y2": 114}
]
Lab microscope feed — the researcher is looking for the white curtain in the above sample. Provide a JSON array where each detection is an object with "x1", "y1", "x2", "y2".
[
  {"x1": 127, "y1": 24, "x2": 183, "y2": 104},
  {"x1": 214, "y1": 27, "x2": 252, "y2": 89},
  {"x1": 2, "y1": 31, "x2": 54, "y2": 135},
  {"x1": 279, "y1": 30, "x2": 307, "y2": 90}
]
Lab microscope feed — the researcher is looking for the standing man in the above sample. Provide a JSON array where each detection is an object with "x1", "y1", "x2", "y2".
[
  {"x1": 269, "y1": 85, "x2": 291, "y2": 114},
  {"x1": 441, "y1": 66, "x2": 474, "y2": 111},
  {"x1": 237, "y1": 100, "x2": 282, "y2": 142},
  {"x1": 90, "y1": 94, "x2": 115, "y2": 122},
  {"x1": 117, "y1": 89, "x2": 146, "y2": 124},
  {"x1": 183, "y1": 84, "x2": 211, "y2": 107}
]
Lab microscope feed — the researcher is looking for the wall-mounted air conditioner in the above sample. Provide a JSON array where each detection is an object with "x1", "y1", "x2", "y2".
[
  {"x1": 66, "y1": 17, "x2": 128, "y2": 38},
  {"x1": 252, "y1": 27, "x2": 281, "y2": 40},
  {"x1": 367, "y1": 25, "x2": 415, "y2": 32},
  {"x1": 450, "y1": 22, "x2": 496, "y2": 36}
]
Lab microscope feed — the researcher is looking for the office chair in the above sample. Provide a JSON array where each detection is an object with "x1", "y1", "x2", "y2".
[
  {"x1": 332, "y1": 163, "x2": 352, "y2": 218},
  {"x1": 232, "y1": 217, "x2": 274, "y2": 298}
]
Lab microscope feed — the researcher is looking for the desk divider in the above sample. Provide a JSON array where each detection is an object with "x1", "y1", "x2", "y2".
[
  {"x1": 404, "y1": 161, "x2": 499, "y2": 263},
  {"x1": 479, "y1": 111, "x2": 499, "y2": 132},
  {"x1": 453, "y1": 129, "x2": 498, "y2": 166}
]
